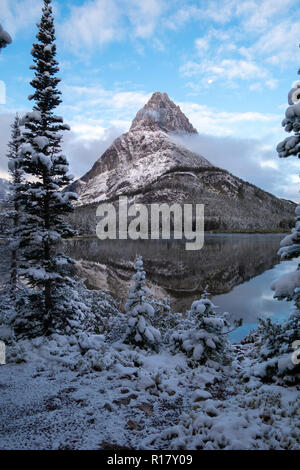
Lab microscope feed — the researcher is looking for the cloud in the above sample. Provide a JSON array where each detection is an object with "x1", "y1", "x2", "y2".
[
  {"x1": 248, "y1": 20, "x2": 300, "y2": 66},
  {"x1": 59, "y1": 0, "x2": 123, "y2": 50},
  {"x1": 59, "y1": 0, "x2": 165, "y2": 52},
  {"x1": 165, "y1": 1, "x2": 234, "y2": 30},
  {"x1": 62, "y1": 126, "x2": 122, "y2": 177},
  {"x1": 0, "y1": 111, "x2": 123, "y2": 179},
  {"x1": 215, "y1": 59, "x2": 267, "y2": 81},
  {"x1": 177, "y1": 101, "x2": 281, "y2": 138},
  {"x1": 61, "y1": 85, "x2": 151, "y2": 127},
  {"x1": 61, "y1": 88, "x2": 281, "y2": 141},
  {"x1": 1, "y1": 94, "x2": 298, "y2": 202},
  {"x1": 195, "y1": 37, "x2": 210, "y2": 55},
  {"x1": 126, "y1": 0, "x2": 165, "y2": 39},
  {"x1": 0, "y1": 82, "x2": 154, "y2": 183},
  {"x1": 0, "y1": 0, "x2": 41, "y2": 38},
  {"x1": 166, "y1": 0, "x2": 298, "y2": 34},
  {"x1": 180, "y1": 58, "x2": 275, "y2": 90},
  {"x1": 265, "y1": 79, "x2": 278, "y2": 90},
  {"x1": 236, "y1": 0, "x2": 297, "y2": 33},
  {"x1": 0, "y1": 86, "x2": 151, "y2": 180},
  {"x1": 170, "y1": 132, "x2": 299, "y2": 202},
  {"x1": 176, "y1": 0, "x2": 299, "y2": 92}
]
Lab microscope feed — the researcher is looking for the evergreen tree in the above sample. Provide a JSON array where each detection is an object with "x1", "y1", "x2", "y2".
[
  {"x1": 0, "y1": 24, "x2": 12, "y2": 51},
  {"x1": 275, "y1": 62, "x2": 300, "y2": 312},
  {"x1": 276, "y1": 54, "x2": 300, "y2": 264},
  {"x1": 15, "y1": 0, "x2": 79, "y2": 335},
  {"x1": 124, "y1": 256, "x2": 161, "y2": 349},
  {"x1": 257, "y1": 60, "x2": 300, "y2": 384},
  {"x1": 6, "y1": 114, "x2": 23, "y2": 293},
  {"x1": 171, "y1": 295, "x2": 233, "y2": 365}
]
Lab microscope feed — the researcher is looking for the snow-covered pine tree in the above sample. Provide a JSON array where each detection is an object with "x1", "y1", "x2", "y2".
[
  {"x1": 124, "y1": 256, "x2": 161, "y2": 349},
  {"x1": 256, "y1": 60, "x2": 300, "y2": 383},
  {"x1": 14, "y1": 0, "x2": 80, "y2": 335},
  {"x1": 0, "y1": 24, "x2": 12, "y2": 51},
  {"x1": 6, "y1": 114, "x2": 23, "y2": 293},
  {"x1": 275, "y1": 60, "x2": 300, "y2": 353},
  {"x1": 276, "y1": 65, "x2": 300, "y2": 263},
  {"x1": 171, "y1": 294, "x2": 232, "y2": 365}
]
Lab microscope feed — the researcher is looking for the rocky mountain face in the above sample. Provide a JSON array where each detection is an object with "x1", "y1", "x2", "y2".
[
  {"x1": 69, "y1": 92, "x2": 210, "y2": 206},
  {"x1": 130, "y1": 91, "x2": 198, "y2": 134},
  {"x1": 68, "y1": 92, "x2": 295, "y2": 233}
]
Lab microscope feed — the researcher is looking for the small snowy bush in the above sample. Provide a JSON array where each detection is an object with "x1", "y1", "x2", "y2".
[
  {"x1": 124, "y1": 256, "x2": 161, "y2": 350},
  {"x1": 255, "y1": 310, "x2": 300, "y2": 384},
  {"x1": 11, "y1": 280, "x2": 87, "y2": 338},
  {"x1": 149, "y1": 295, "x2": 185, "y2": 337},
  {"x1": 7, "y1": 278, "x2": 123, "y2": 340},
  {"x1": 171, "y1": 290, "x2": 238, "y2": 365}
]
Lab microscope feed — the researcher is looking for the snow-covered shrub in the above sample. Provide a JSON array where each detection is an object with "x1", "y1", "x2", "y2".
[
  {"x1": 254, "y1": 310, "x2": 300, "y2": 384},
  {"x1": 148, "y1": 388, "x2": 300, "y2": 450},
  {"x1": 12, "y1": 288, "x2": 45, "y2": 338},
  {"x1": 79, "y1": 287, "x2": 125, "y2": 341},
  {"x1": 11, "y1": 280, "x2": 85, "y2": 338},
  {"x1": 8, "y1": 277, "x2": 123, "y2": 340},
  {"x1": 189, "y1": 286, "x2": 216, "y2": 319},
  {"x1": 7, "y1": 343, "x2": 27, "y2": 364},
  {"x1": 124, "y1": 256, "x2": 161, "y2": 350},
  {"x1": 149, "y1": 295, "x2": 171, "y2": 318},
  {"x1": 148, "y1": 295, "x2": 185, "y2": 337},
  {"x1": 256, "y1": 317, "x2": 285, "y2": 359},
  {"x1": 170, "y1": 290, "x2": 237, "y2": 365}
]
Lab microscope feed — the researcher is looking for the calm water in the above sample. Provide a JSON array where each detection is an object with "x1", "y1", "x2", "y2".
[{"x1": 63, "y1": 234, "x2": 298, "y2": 341}]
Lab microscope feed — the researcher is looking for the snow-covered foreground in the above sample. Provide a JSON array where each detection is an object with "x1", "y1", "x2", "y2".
[{"x1": 0, "y1": 335, "x2": 299, "y2": 450}]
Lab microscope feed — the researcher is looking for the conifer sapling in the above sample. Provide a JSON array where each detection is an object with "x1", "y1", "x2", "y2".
[{"x1": 125, "y1": 256, "x2": 161, "y2": 349}]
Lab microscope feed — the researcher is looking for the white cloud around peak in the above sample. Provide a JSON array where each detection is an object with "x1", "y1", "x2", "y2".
[
  {"x1": 61, "y1": 85, "x2": 151, "y2": 123},
  {"x1": 178, "y1": 101, "x2": 281, "y2": 138},
  {"x1": 170, "y1": 131, "x2": 299, "y2": 202}
]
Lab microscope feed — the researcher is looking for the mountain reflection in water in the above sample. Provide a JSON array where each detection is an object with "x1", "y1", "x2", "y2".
[{"x1": 63, "y1": 234, "x2": 297, "y2": 340}]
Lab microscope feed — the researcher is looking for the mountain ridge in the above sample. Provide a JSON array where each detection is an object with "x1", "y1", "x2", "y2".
[{"x1": 67, "y1": 92, "x2": 296, "y2": 233}]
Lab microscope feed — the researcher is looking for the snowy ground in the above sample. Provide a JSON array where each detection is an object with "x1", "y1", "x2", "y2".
[{"x1": 0, "y1": 336, "x2": 299, "y2": 450}]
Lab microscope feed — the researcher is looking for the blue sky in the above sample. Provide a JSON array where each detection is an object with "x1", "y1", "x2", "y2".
[{"x1": 0, "y1": 0, "x2": 299, "y2": 201}]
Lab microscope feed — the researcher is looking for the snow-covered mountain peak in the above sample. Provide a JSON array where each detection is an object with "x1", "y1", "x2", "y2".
[
  {"x1": 67, "y1": 93, "x2": 295, "y2": 233},
  {"x1": 130, "y1": 92, "x2": 198, "y2": 135}
]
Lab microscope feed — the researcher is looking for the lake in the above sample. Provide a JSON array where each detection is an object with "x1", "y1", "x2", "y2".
[{"x1": 63, "y1": 233, "x2": 298, "y2": 341}]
